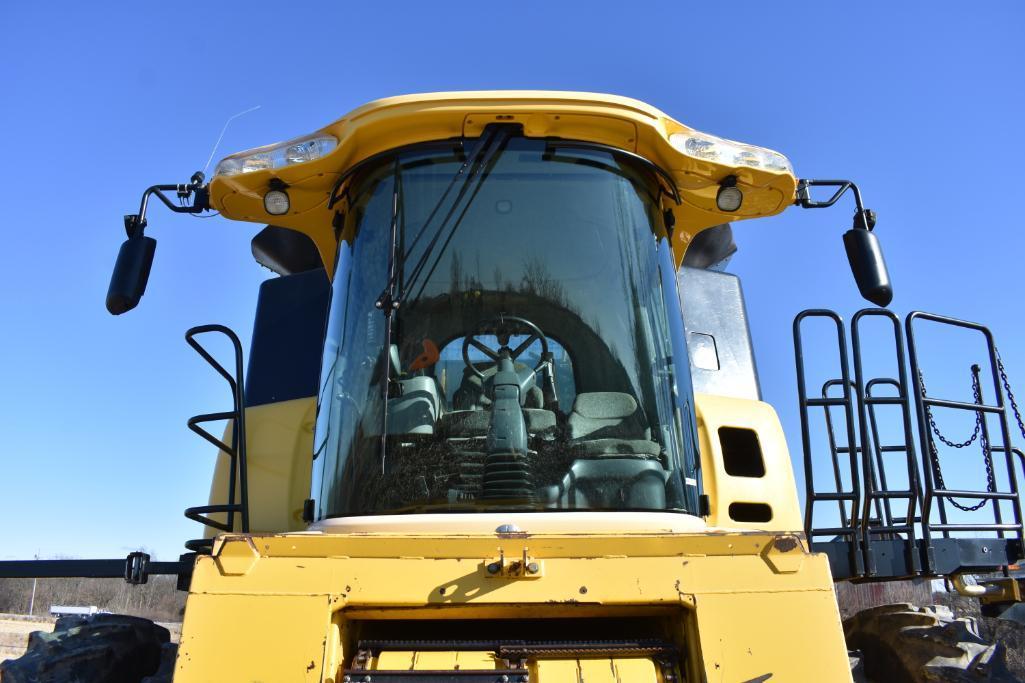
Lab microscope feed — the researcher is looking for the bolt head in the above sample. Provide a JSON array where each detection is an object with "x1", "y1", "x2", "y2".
[
  {"x1": 527, "y1": 562, "x2": 539, "y2": 574},
  {"x1": 487, "y1": 562, "x2": 501, "y2": 574}
]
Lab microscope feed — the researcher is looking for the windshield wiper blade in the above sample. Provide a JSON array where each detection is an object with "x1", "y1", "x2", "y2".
[{"x1": 398, "y1": 124, "x2": 518, "y2": 310}]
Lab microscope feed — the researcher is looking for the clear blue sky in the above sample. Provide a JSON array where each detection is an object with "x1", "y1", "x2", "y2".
[{"x1": 2, "y1": 2, "x2": 1023, "y2": 561}]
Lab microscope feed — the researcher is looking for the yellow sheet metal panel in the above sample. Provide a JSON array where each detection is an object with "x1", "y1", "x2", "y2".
[
  {"x1": 374, "y1": 651, "x2": 415, "y2": 669},
  {"x1": 193, "y1": 532, "x2": 835, "y2": 603},
  {"x1": 180, "y1": 535, "x2": 847, "y2": 680},
  {"x1": 694, "y1": 590, "x2": 852, "y2": 682},
  {"x1": 535, "y1": 657, "x2": 660, "y2": 682},
  {"x1": 207, "y1": 91, "x2": 798, "y2": 272},
  {"x1": 204, "y1": 397, "x2": 316, "y2": 538},
  {"x1": 174, "y1": 592, "x2": 330, "y2": 682},
  {"x1": 373, "y1": 650, "x2": 500, "y2": 670},
  {"x1": 694, "y1": 393, "x2": 803, "y2": 533},
  {"x1": 532, "y1": 658, "x2": 662, "y2": 682}
]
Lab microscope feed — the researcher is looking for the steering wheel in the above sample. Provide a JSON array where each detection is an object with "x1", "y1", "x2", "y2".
[{"x1": 461, "y1": 315, "x2": 549, "y2": 379}]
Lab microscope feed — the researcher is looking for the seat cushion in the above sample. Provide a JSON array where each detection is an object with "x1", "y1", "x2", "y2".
[
  {"x1": 569, "y1": 438, "x2": 661, "y2": 458},
  {"x1": 524, "y1": 409, "x2": 557, "y2": 439},
  {"x1": 567, "y1": 392, "x2": 651, "y2": 441}
]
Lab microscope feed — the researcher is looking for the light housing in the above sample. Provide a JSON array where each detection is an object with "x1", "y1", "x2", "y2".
[
  {"x1": 264, "y1": 189, "x2": 290, "y2": 215},
  {"x1": 716, "y1": 176, "x2": 743, "y2": 212},
  {"x1": 669, "y1": 131, "x2": 793, "y2": 175},
  {"x1": 215, "y1": 134, "x2": 337, "y2": 177}
]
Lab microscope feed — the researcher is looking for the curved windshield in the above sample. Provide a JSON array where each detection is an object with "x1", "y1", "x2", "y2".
[{"x1": 313, "y1": 133, "x2": 700, "y2": 518}]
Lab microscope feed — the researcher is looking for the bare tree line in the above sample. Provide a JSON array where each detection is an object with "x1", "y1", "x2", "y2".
[{"x1": 0, "y1": 576, "x2": 185, "y2": 623}]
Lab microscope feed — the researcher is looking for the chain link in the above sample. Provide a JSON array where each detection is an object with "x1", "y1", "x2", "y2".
[
  {"x1": 920, "y1": 367, "x2": 996, "y2": 512},
  {"x1": 998, "y1": 350, "x2": 1025, "y2": 442}
]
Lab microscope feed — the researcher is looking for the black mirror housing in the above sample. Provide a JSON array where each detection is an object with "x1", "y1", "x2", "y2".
[
  {"x1": 843, "y1": 227, "x2": 893, "y2": 307},
  {"x1": 106, "y1": 235, "x2": 157, "y2": 315}
]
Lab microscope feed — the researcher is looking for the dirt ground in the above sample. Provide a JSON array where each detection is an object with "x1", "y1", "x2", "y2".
[{"x1": 0, "y1": 613, "x2": 180, "y2": 664}]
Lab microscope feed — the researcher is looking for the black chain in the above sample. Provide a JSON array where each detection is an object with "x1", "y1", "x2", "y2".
[
  {"x1": 920, "y1": 367, "x2": 996, "y2": 512},
  {"x1": 998, "y1": 350, "x2": 1025, "y2": 442}
]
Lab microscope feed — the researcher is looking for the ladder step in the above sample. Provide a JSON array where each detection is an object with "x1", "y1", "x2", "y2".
[
  {"x1": 811, "y1": 492, "x2": 858, "y2": 501},
  {"x1": 807, "y1": 397, "x2": 850, "y2": 407},
  {"x1": 865, "y1": 396, "x2": 906, "y2": 405}
]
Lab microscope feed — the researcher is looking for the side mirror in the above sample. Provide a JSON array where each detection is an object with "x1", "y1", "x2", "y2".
[
  {"x1": 843, "y1": 227, "x2": 892, "y2": 307},
  {"x1": 106, "y1": 234, "x2": 157, "y2": 315}
]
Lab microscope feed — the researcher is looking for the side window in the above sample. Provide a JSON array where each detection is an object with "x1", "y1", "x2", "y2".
[{"x1": 434, "y1": 335, "x2": 577, "y2": 408}]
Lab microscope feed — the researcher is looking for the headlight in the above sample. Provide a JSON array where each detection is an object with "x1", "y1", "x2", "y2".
[
  {"x1": 669, "y1": 131, "x2": 793, "y2": 175},
  {"x1": 214, "y1": 134, "x2": 337, "y2": 177}
]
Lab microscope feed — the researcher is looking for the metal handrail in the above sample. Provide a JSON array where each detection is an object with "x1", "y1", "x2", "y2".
[{"x1": 183, "y1": 325, "x2": 249, "y2": 550}]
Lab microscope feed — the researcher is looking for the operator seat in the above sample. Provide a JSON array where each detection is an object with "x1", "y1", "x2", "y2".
[
  {"x1": 540, "y1": 391, "x2": 666, "y2": 509},
  {"x1": 566, "y1": 392, "x2": 661, "y2": 457}
]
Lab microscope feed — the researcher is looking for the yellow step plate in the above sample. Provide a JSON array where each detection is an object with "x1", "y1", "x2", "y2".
[{"x1": 365, "y1": 651, "x2": 662, "y2": 682}]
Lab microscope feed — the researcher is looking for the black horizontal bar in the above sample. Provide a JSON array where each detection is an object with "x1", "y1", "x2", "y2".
[
  {"x1": 0, "y1": 559, "x2": 182, "y2": 579},
  {"x1": 836, "y1": 440, "x2": 910, "y2": 451},
  {"x1": 810, "y1": 527, "x2": 860, "y2": 536},
  {"x1": 865, "y1": 396, "x2": 905, "y2": 405},
  {"x1": 929, "y1": 523, "x2": 1023, "y2": 532},
  {"x1": 866, "y1": 525, "x2": 915, "y2": 534},
  {"x1": 190, "y1": 411, "x2": 237, "y2": 423},
  {"x1": 186, "y1": 503, "x2": 243, "y2": 514},
  {"x1": 869, "y1": 490, "x2": 917, "y2": 499},
  {"x1": 908, "y1": 311, "x2": 991, "y2": 334},
  {"x1": 922, "y1": 397, "x2": 1001, "y2": 413},
  {"x1": 806, "y1": 397, "x2": 849, "y2": 407},
  {"x1": 933, "y1": 490, "x2": 1019, "y2": 500},
  {"x1": 809, "y1": 492, "x2": 858, "y2": 501},
  {"x1": 342, "y1": 670, "x2": 528, "y2": 681}
]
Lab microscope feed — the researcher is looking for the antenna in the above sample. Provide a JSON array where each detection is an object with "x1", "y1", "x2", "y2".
[{"x1": 202, "y1": 105, "x2": 262, "y2": 176}]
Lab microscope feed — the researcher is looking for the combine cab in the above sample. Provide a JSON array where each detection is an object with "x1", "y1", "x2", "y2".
[{"x1": 1, "y1": 92, "x2": 1022, "y2": 682}]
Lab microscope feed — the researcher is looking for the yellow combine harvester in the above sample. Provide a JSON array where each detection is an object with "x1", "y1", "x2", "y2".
[{"x1": 4, "y1": 91, "x2": 1024, "y2": 682}]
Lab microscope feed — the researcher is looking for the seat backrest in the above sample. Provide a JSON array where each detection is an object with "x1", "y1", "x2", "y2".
[
  {"x1": 387, "y1": 376, "x2": 441, "y2": 435},
  {"x1": 567, "y1": 392, "x2": 650, "y2": 441}
]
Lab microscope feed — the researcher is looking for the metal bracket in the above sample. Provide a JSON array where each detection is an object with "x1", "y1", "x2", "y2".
[
  {"x1": 484, "y1": 547, "x2": 543, "y2": 579},
  {"x1": 124, "y1": 171, "x2": 210, "y2": 238},
  {"x1": 795, "y1": 178, "x2": 876, "y2": 232}
]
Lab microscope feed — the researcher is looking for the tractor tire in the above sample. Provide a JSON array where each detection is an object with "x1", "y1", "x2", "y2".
[
  {"x1": 141, "y1": 642, "x2": 178, "y2": 683},
  {"x1": 0, "y1": 613, "x2": 169, "y2": 683},
  {"x1": 844, "y1": 603, "x2": 1022, "y2": 682}
]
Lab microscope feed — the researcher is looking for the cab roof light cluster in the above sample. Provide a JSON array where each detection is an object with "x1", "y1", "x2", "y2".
[
  {"x1": 669, "y1": 131, "x2": 793, "y2": 175},
  {"x1": 215, "y1": 134, "x2": 337, "y2": 177}
]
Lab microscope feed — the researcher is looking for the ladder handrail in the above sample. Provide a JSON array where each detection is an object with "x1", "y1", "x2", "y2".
[{"x1": 183, "y1": 324, "x2": 250, "y2": 551}]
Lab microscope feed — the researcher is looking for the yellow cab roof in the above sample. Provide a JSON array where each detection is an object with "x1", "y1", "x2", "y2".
[{"x1": 209, "y1": 91, "x2": 798, "y2": 271}]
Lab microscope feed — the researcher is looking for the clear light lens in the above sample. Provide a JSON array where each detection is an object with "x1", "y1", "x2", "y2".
[
  {"x1": 716, "y1": 186, "x2": 744, "y2": 212},
  {"x1": 242, "y1": 154, "x2": 273, "y2": 173},
  {"x1": 215, "y1": 134, "x2": 338, "y2": 177},
  {"x1": 669, "y1": 131, "x2": 793, "y2": 175},
  {"x1": 264, "y1": 190, "x2": 290, "y2": 215},
  {"x1": 285, "y1": 138, "x2": 333, "y2": 164}
]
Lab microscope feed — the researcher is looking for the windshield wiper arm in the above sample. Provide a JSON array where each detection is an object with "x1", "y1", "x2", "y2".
[{"x1": 395, "y1": 124, "x2": 518, "y2": 311}]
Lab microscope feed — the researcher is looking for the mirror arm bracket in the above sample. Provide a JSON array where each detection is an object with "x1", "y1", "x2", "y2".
[
  {"x1": 795, "y1": 178, "x2": 876, "y2": 232},
  {"x1": 126, "y1": 171, "x2": 210, "y2": 237}
]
